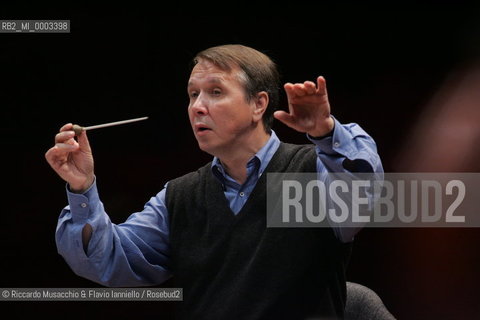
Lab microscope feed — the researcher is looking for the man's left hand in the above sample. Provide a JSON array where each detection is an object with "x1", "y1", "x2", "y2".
[{"x1": 274, "y1": 76, "x2": 334, "y2": 137}]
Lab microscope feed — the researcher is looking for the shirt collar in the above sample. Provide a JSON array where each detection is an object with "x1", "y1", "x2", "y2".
[{"x1": 211, "y1": 130, "x2": 281, "y2": 181}]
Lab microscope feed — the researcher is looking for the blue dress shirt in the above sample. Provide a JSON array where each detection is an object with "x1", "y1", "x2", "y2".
[{"x1": 55, "y1": 117, "x2": 383, "y2": 287}]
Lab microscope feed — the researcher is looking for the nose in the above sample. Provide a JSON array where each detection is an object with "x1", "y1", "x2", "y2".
[{"x1": 189, "y1": 95, "x2": 208, "y2": 116}]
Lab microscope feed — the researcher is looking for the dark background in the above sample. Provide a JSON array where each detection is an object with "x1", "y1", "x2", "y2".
[{"x1": 2, "y1": 2, "x2": 480, "y2": 319}]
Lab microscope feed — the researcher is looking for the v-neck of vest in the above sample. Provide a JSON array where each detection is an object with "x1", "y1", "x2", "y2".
[{"x1": 207, "y1": 142, "x2": 296, "y2": 220}]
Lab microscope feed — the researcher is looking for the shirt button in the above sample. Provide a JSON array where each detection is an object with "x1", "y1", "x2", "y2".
[
  {"x1": 239, "y1": 192, "x2": 245, "y2": 197},
  {"x1": 333, "y1": 141, "x2": 340, "y2": 148},
  {"x1": 80, "y1": 203, "x2": 88, "y2": 208}
]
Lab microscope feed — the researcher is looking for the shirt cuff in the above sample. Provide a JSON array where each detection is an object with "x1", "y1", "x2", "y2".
[
  {"x1": 66, "y1": 178, "x2": 100, "y2": 224},
  {"x1": 307, "y1": 117, "x2": 353, "y2": 156}
]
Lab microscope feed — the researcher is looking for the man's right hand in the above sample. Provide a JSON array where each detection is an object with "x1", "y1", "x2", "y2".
[{"x1": 45, "y1": 123, "x2": 95, "y2": 193}]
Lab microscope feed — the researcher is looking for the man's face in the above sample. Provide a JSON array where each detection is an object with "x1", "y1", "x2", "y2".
[{"x1": 187, "y1": 60, "x2": 257, "y2": 156}]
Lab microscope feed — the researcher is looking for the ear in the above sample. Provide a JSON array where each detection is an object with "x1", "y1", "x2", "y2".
[{"x1": 252, "y1": 91, "x2": 269, "y2": 123}]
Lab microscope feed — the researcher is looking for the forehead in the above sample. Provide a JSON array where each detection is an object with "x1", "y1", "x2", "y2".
[{"x1": 188, "y1": 60, "x2": 242, "y2": 87}]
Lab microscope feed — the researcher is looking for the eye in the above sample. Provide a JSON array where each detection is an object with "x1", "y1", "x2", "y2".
[
  {"x1": 212, "y1": 88, "x2": 222, "y2": 96},
  {"x1": 189, "y1": 91, "x2": 199, "y2": 99}
]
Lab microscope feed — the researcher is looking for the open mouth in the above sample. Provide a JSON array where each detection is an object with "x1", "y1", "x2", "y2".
[{"x1": 195, "y1": 123, "x2": 212, "y2": 133}]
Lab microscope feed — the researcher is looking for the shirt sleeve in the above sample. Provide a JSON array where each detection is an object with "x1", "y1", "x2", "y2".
[
  {"x1": 307, "y1": 117, "x2": 384, "y2": 243},
  {"x1": 55, "y1": 178, "x2": 172, "y2": 287}
]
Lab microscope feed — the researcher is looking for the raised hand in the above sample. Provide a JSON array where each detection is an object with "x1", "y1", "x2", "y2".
[
  {"x1": 45, "y1": 123, "x2": 95, "y2": 193},
  {"x1": 274, "y1": 76, "x2": 334, "y2": 137}
]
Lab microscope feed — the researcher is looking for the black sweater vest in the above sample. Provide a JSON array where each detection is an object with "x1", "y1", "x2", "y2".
[{"x1": 166, "y1": 143, "x2": 351, "y2": 320}]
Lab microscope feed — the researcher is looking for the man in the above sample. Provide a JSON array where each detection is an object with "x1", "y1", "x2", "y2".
[{"x1": 46, "y1": 44, "x2": 383, "y2": 319}]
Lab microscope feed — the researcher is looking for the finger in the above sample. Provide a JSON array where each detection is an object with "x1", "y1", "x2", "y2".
[
  {"x1": 284, "y1": 83, "x2": 296, "y2": 97},
  {"x1": 45, "y1": 144, "x2": 77, "y2": 166},
  {"x1": 76, "y1": 129, "x2": 92, "y2": 152},
  {"x1": 55, "y1": 130, "x2": 76, "y2": 144},
  {"x1": 316, "y1": 76, "x2": 327, "y2": 96},
  {"x1": 60, "y1": 123, "x2": 74, "y2": 132},
  {"x1": 284, "y1": 83, "x2": 297, "y2": 108},
  {"x1": 303, "y1": 81, "x2": 316, "y2": 95},
  {"x1": 54, "y1": 143, "x2": 79, "y2": 151},
  {"x1": 273, "y1": 110, "x2": 296, "y2": 127},
  {"x1": 292, "y1": 83, "x2": 307, "y2": 97},
  {"x1": 45, "y1": 146, "x2": 61, "y2": 164}
]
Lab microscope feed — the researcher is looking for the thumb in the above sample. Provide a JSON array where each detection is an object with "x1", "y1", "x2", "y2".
[
  {"x1": 76, "y1": 130, "x2": 92, "y2": 153},
  {"x1": 274, "y1": 110, "x2": 295, "y2": 128}
]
